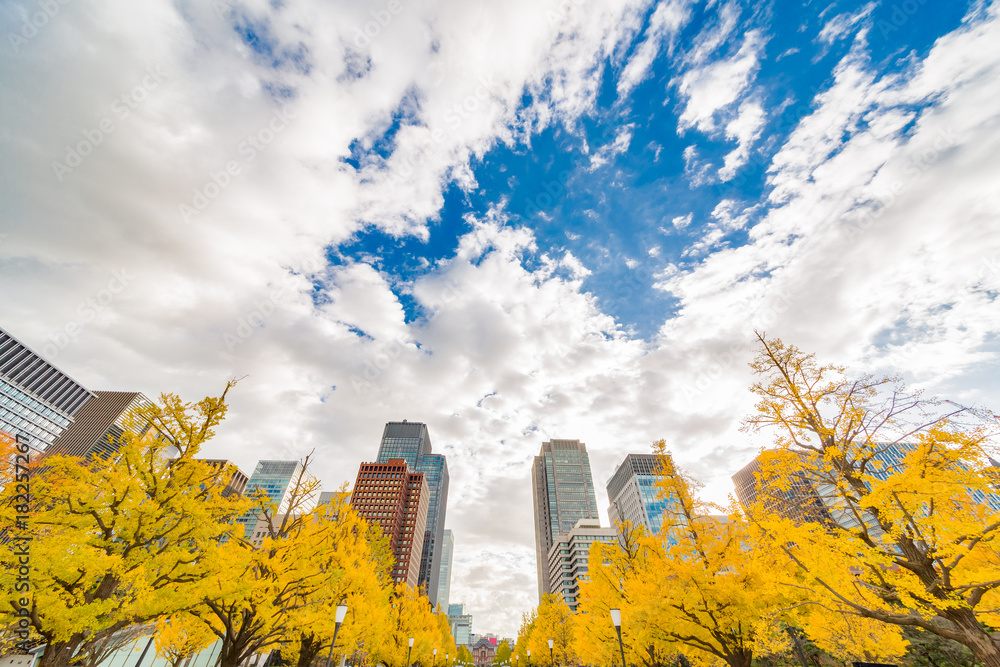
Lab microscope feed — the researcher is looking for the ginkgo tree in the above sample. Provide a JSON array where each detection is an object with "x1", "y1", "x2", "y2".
[
  {"x1": 0, "y1": 384, "x2": 251, "y2": 667},
  {"x1": 741, "y1": 332, "x2": 1000, "y2": 665},
  {"x1": 517, "y1": 594, "x2": 576, "y2": 667},
  {"x1": 577, "y1": 445, "x2": 805, "y2": 667},
  {"x1": 279, "y1": 490, "x2": 395, "y2": 667}
]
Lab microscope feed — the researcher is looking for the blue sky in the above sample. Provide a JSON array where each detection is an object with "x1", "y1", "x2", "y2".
[
  {"x1": 331, "y1": 0, "x2": 973, "y2": 337},
  {"x1": 2, "y1": 0, "x2": 999, "y2": 638}
]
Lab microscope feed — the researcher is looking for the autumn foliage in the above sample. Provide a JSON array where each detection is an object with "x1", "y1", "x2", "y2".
[
  {"x1": 574, "y1": 334, "x2": 1000, "y2": 666},
  {"x1": 0, "y1": 385, "x2": 453, "y2": 667}
]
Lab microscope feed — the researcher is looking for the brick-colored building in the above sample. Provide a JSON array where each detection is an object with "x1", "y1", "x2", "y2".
[{"x1": 350, "y1": 459, "x2": 430, "y2": 587}]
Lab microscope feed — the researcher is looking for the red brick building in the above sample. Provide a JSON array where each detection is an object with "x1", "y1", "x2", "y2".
[{"x1": 350, "y1": 459, "x2": 430, "y2": 587}]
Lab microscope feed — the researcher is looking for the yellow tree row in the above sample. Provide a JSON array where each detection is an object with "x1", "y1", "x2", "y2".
[
  {"x1": 0, "y1": 384, "x2": 455, "y2": 667},
  {"x1": 573, "y1": 334, "x2": 1000, "y2": 666}
]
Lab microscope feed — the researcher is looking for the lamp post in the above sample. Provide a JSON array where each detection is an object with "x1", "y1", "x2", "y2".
[
  {"x1": 609, "y1": 609, "x2": 626, "y2": 667},
  {"x1": 325, "y1": 603, "x2": 349, "y2": 667},
  {"x1": 547, "y1": 639, "x2": 553, "y2": 667},
  {"x1": 406, "y1": 637, "x2": 415, "y2": 667},
  {"x1": 526, "y1": 649, "x2": 530, "y2": 667},
  {"x1": 433, "y1": 649, "x2": 438, "y2": 667}
]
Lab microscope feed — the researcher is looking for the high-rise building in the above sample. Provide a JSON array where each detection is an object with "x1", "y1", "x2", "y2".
[
  {"x1": 447, "y1": 603, "x2": 472, "y2": 645},
  {"x1": 733, "y1": 444, "x2": 1000, "y2": 530},
  {"x1": 606, "y1": 453, "x2": 678, "y2": 536},
  {"x1": 376, "y1": 421, "x2": 449, "y2": 604},
  {"x1": 732, "y1": 454, "x2": 833, "y2": 525},
  {"x1": 350, "y1": 459, "x2": 430, "y2": 587},
  {"x1": 0, "y1": 326, "x2": 93, "y2": 453},
  {"x1": 237, "y1": 460, "x2": 317, "y2": 539},
  {"x1": 197, "y1": 459, "x2": 250, "y2": 498},
  {"x1": 546, "y1": 518, "x2": 617, "y2": 611},
  {"x1": 531, "y1": 439, "x2": 600, "y2": 599},
  {"x1": 435, "y1": 529, "x2": 454, "y2": 611},
  {"x1": 43, "y1": 391, "x2": 153, "y2": 459}
]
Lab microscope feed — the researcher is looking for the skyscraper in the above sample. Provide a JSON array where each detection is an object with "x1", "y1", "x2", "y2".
[
  {"x1": 350, "y1": 459, "x2": 430, "y2": 587},
  {"x1": 197, "y1": 459, "x2": 250, "y2": 498},
  {"x1": 531, "y1": 439, "x2": 600, "y2": 599},
  {"x1": 435, "y1": 529, "x2": 454, "y2": 611},
  {"x1": 43, "y1": 391, "x2": 153, "y2": 459},
  {"x1": 376, "y1": 421, "x2": 449, "y2": 605},
  {"x1": 0, "y1": 326, "x2": 93, "y2": 453},
  {"x1": 606, "y1": 453, "x2": 678, "y2": 536},
  {"x1": 237, "y1": 460, "x2": 318, "y2": 539}
]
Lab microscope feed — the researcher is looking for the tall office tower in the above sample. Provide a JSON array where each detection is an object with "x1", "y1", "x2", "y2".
[
  {"x1": 735, "y1": 446, "x2": 1000, "y2": 531},
  {"x1": 43, "y1": 391, "x2": 153, "y2": 459},
  {"x1": 0, "y1": 326, "x2": 93, "y2": 452},
  {"x1": 376, "y1": 421, "x2": 449, "y2": 605},
  {"x1": 447, "y1": 603, "x2": 472, "y2": 646},
  {"x1": 546, "y1": 518, "x2": 618, "y2": 611},
  {"x1": 606, "y1": 453, "x2": 678, "y2": 536},
  {"x1": 435, "y1": 529, "x2": 454, "y2": 611},
  {"x1": 531, "y1": 439, "x2": 600, "y2": 599},
  {"x1": 237, "y1": 460, "x2": 318, "y2": 539},
  {"x1": 350, "y1": 459, "x2": 430, "y2": 587},
  {"x1": 732, "y1": 453, "x2": 838, "y2": 526},
  {"x1": 197, "y1": 459, "x2": 250, "y2": 498}
]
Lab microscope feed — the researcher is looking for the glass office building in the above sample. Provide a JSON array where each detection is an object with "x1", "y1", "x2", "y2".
[
  {"x1": 237, "y1": 460, "x2": 316, "y2": 539},
  {"x1": 531, "y1": 439, "x2": 600, "y2": 598},
  {"x1": 607, "y1": 453, "x2": 680, "y2": 538},
  {"x1": 435, "y1": 529, "x2": 454, "y2": 611},
  {"x1": 376, "y1": 421, "x2": 450, "y2": 605},
  {"x1": 0, "y1": 326, "x2": 94, "y2": 453}
]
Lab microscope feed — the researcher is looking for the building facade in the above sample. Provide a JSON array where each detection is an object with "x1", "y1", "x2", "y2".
[
  {"x1": 606, "y1": 453, "x2": 677, "y2": 536},
  {"x1": 0, "y1": 326, "x2": 93, "y2": 453},
  {"x1": 733, "y1": 444, "x2": 1000, "y2": 531},
  {"x1": 546, "y1": 518, "x2": 618, "y2": 611},
  {"x1": 376, "y1": 421, "x2": 449, "y2": 604},
  {"x1": 237, "y1": 460, "x2": 317, "y2": 539},
  {"x1": 350, "y1": 459, "x2": 430, "y2": 587},
  {"x1": 731, "y1": 453, "x2": 834, "y2": 525},
  {"x1": 435, "y1": 529, "x2": 454, "y2": 612},
  {"x1": 531, "y1": 439, "x2": 600, "y2": 598},
  {"x1": 197, "y1": 459, "x2": 250, "y2": 498},
  {"x1": 43, "y1": 391, "x2": 153, "y2": 459},
  {"x1": 470, "y1": 637, "x2": 497, "y2": 667},
  {"x1": 447, "y1": 603, "x2": 472, "y2": 646}
]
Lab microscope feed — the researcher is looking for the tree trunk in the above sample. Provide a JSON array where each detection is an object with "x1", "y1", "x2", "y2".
[
  {"x1": 38, "y1": 638, "x2": 84, "y2": 667},
  {"x1": 944, "y1": 609, "x2": 1000, "y2": 667},
  {"x1": 724, "y1": 649, "x2": 753, "y2": 667},
  {"x1": 295, "y1": 633, "x2": 322, "y2": 667}
]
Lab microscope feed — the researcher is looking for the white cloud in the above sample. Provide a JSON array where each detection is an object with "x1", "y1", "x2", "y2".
[
  {"x1": 671, "y1": 212, "x2": 693, "y2": 229},
  {"x1": 817, "y1": 2, "x2": 876, "y2": 45},
  {"x1": 616, "y1": 0, "x2": 693, "y2": 99},
  {"x1": 4, "y1": 0, "x2": 1000, "y2": 642},
  {"x1": 719, "y1": 100, "x2": 766, "y2": 180},
  {"x1": 674, "y1": 28, "x2": 767, "y2": 134},
  {"x1": 588, "y1": 124, "x2": 635, "y2": 170}
]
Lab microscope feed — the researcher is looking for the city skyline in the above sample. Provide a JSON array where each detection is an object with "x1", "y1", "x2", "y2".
[{"x1": 3, "y1": 0, "x2": 999, "y2": 640}]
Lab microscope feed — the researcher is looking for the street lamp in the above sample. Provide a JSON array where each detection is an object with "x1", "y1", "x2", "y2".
[
  {"x1": 609, "y1": 608, "x2": 626, "y2": 667},
  {"x1": 433, "y1": 648, "x2": 438, "y2": 667},
  {"x1": 407, "y1": 637, "x2": 415, "y2": 667},
  {"x1": 325, "y1": 603, "x2": 349, "y2": 667},
  {"x1": 526, "y1": 649, "x2": 530, "y2": 667},
  {"x1": 547, "y1": 639, "x2": 553, "y2": 667}
]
